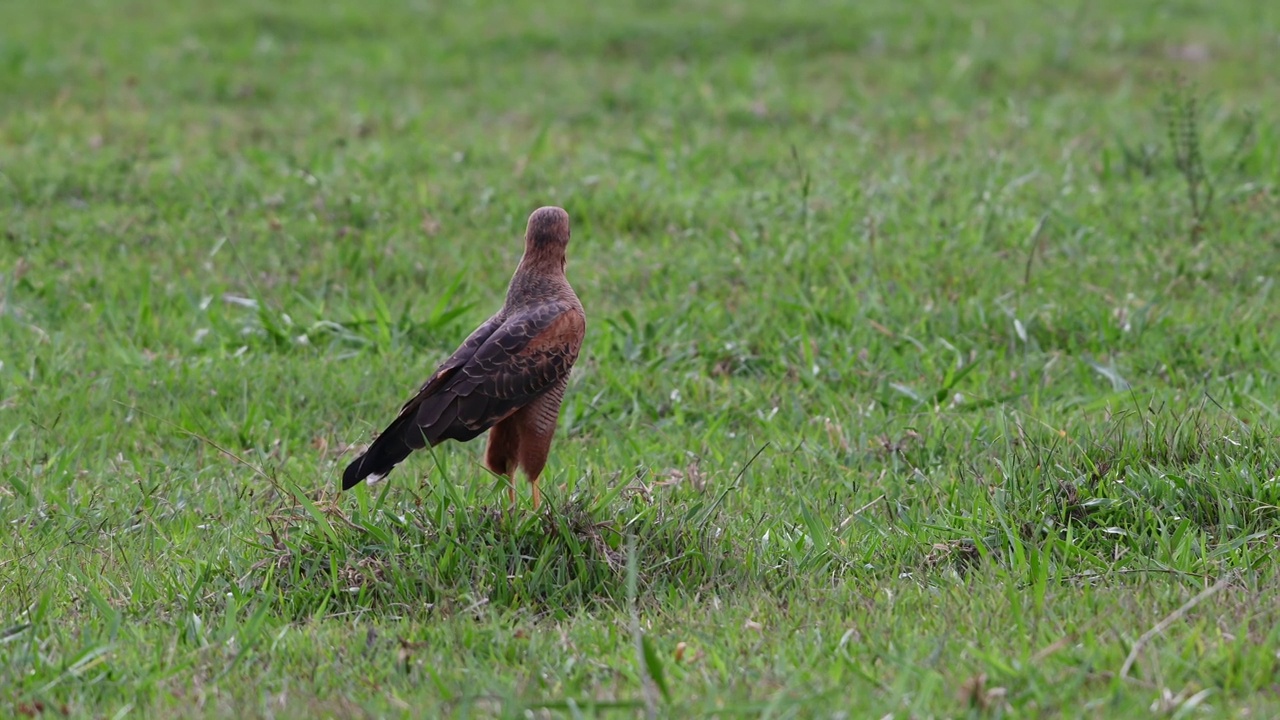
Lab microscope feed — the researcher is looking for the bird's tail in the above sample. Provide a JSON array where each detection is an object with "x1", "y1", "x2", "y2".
[{"x1": 342, "y1": 414, "x2": 425, "y2": 490}]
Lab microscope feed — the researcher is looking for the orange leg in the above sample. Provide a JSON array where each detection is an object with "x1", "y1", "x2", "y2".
[{"x1": 517, "y1": 434, "x2": 551, "y2": 514}]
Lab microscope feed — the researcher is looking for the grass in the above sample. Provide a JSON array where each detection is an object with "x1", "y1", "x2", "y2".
[{"x1": 2, "y1": 0, "x2": 1280, "y2": 716}]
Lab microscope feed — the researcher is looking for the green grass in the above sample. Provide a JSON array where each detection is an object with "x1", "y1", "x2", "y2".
[{"x1": 3, "y1": 0, "x2": 1280, "y2": 716}]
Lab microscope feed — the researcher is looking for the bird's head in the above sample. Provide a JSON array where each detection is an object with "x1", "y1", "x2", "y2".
[
  {"x1": 508, "y1": 206, "x2": 576, "y2": 305},
  {"x1": 524, "y1": 206, "x2": 571, "y2": 259}
]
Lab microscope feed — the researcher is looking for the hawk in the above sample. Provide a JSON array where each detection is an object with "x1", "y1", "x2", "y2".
[{"x1": 342, "y1": 206, "x2": 586, "y2": 510}]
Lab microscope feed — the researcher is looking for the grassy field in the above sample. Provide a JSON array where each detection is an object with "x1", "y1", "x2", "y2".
[{"x1": 2, "y1": 0, "x2": 1280, "y2": 716}]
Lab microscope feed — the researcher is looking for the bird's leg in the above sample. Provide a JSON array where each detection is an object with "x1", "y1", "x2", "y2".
[
  {"x1": 514, "y1": 432, "x2": 552, "y2": 514},
  {"x1": 485, "y1": 421, "x2": 520, "y2": 515}
]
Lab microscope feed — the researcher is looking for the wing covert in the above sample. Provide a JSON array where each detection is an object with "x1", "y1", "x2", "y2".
[{"x1": 420, "y1": 301, "x2": 584, "y2": 436}]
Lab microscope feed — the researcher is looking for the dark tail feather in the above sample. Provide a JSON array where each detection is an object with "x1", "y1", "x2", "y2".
[{"x1": 342, "y1": 415, "x2": 423, "y2": 490}]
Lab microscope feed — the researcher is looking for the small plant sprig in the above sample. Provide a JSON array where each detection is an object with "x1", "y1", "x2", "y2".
[{"x1": 1161, "y1": 78, "x2": 1215, "y2": 243}]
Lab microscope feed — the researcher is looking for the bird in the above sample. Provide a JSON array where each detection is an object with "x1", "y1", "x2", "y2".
[{"x1": 341, "y1": 206, "x2": 586, "y2": 511}]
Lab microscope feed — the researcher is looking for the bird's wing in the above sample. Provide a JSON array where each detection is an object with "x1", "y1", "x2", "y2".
[
  {"x1": 391, "y1": 312, "x2": 506, "y2": 417},
  {"x1": 409, "y1": 301, "x2": 585, "y2": 443},
  {"x1": 342, "y1": 302, "x2": 585, "y2": 490},
  {"x1": 341, "y1": 312, "x2": 506, "y2": 489}
]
